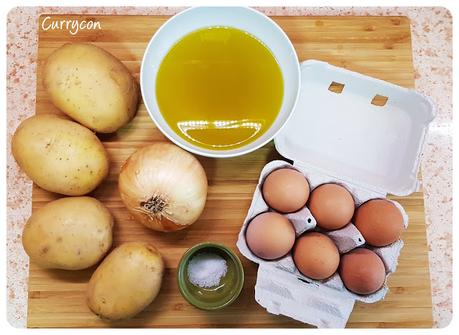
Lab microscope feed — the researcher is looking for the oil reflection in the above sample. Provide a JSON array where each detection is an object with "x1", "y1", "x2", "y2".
[{"x1": 177, "y1": 119, "x2": 263, "y2": 148}]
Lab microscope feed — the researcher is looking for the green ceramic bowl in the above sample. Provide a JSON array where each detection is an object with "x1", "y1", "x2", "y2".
[{"x1": 177, "y1": 242, "x2": 244, "y2": 310}]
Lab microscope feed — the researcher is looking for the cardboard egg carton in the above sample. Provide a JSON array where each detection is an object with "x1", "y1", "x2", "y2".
[
  {"x1": 236, "y1": 160, "x2": 407, "y2": 327},
  {"x1": 236, "y1": 60, "x2": 435, "y2": 328}
]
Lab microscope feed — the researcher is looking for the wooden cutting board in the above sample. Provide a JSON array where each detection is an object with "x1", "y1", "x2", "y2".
[{"x1": 28, "y1": 14, "x2": 433, "y2": 328}]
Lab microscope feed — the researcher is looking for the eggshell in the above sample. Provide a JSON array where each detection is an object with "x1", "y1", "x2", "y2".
[
  {"x1": 354, "y1": 199, "x2": 405, "y2": 247},
  {"x1": 262, "y1": 168, "x2": 310, "y2": 213},
  {"x1": 293, "y1": 232, "x2": 339, "y2": 280},
  {"x1": 245, "y1": 212, "x2": 296, "y2": 260},
  {"x1": 339, "y1": 248, "x2": 386, "y2": 295},
  {"x1": 308, "y1": 183, "x2": 355, "y2": 230}
]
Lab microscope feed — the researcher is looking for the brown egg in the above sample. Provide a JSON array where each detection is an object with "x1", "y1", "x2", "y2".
[
  {"x1": 293, "y1": 232, "x2": 340, "y2": 280},
  {"x1": 354, "y1": 199, "x2": 405, "y2": 247},
  {"x1": 262, "y1": 168, "x2": 310, "y2": 213},
  {"x1": 339, "y1": 248, "x2": 386, "y2": 295},
  {"x1": 245, "y1": 212, "x2": 296, "y2": 260},
  {"x1": 308, "y1": 183, "x2": 355, "y2": 230}
]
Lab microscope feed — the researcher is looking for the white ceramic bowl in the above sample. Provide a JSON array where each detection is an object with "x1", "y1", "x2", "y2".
[{"x1": 141, "y1": 7, "x2": 301, "y2": 158}]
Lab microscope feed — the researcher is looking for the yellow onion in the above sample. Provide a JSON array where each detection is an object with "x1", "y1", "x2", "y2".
[{"x1": 119, "y1": 143, "x2": 208, "y2": 232}]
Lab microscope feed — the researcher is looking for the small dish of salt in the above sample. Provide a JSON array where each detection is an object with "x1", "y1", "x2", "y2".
[
  {"x1": 187, "y1": 252, "x2": 228, "y2": 289},
  {"x1": 177, "y1": 242, "x2": 244, "y2": 310}
]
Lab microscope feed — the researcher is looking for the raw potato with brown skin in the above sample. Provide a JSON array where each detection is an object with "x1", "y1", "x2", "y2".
[
  {"x1": 22, "y1": 197, "x2": 113, "y2": 270},
  {"x1": 86, "y1": 242, "x2": 164, "y2": 321},
  {"x1": 43, "y1": 43, "x2": 139, "y2": 133},
  {"x1": 12, "y1": 115, "x2": 109, "y2": 196}
]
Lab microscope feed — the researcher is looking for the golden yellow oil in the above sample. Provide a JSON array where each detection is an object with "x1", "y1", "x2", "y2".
[{"x1": 156, "y1": 26, "x2": 284, "y2": 150}]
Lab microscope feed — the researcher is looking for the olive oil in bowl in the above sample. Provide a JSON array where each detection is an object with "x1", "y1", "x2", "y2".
[{"x1": 156, "y1": 27, "x2": 284, "y2": 151}]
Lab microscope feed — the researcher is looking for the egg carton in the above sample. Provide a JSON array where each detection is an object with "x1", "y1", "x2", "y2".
[
  {"x1": 236, "y1": 160, "x2": 407, "y2": 327},
  {"x1": 236, "y1": 60, "x2": 435, "y2": 328}
]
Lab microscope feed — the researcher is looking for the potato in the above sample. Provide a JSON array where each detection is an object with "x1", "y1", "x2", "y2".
[
  {"x1": 22, "y1": 197, "x2": 113, "y2": 270},
  {"x1": 12, "y1": 114, "x2": 109, "y2": 196},
  {"x1": 86, "y1": 242, "x2": 164, "y2": 320},
  {"x1": 43, "y1": 43, "x2": 139, "y2": 133}
]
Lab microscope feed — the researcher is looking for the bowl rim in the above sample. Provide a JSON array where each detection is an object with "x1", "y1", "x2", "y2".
[
  {"x1": 176, "y1": 242, "x2": 245, "y2": 310},
  {"x1": 140, "y1": 6, "x2": 301, "y2": 158}
]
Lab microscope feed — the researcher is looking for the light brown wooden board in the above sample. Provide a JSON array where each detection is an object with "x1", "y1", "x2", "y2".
[{"x1": 28, "y1": 14, "x2": 433, "y2": 328}]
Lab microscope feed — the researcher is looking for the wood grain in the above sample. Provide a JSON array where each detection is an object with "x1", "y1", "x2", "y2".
[{"x1": 28, "y1": 14, "x2": 432, "y2": 328}]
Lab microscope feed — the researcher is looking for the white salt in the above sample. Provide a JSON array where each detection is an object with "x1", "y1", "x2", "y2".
[{"x1": 187, "y1": 252, "x2": 228, "y2": 288}]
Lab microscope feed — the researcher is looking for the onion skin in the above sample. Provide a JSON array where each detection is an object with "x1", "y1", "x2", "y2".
[{"x1": 118, "y1": 143, "x2": 208, "y2": 232}]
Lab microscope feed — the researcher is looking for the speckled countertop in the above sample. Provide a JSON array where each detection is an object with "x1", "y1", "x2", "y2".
[{"x1": 6, "y1": 6, "x2": 452, "y2": 328}]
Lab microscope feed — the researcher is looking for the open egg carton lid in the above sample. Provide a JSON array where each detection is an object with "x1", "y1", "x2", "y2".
[{"x1": 275, "y1": 60, "x2": 436, "y2": 196}]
